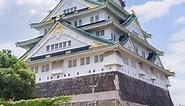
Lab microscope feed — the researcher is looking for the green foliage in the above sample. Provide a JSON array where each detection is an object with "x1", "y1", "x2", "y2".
[
  {"x1": 0, "y1": 50, "x2": 36, "y2": 101},
  {"x1": 0, "y1": 96, "x2": 71, "y2": 106}
]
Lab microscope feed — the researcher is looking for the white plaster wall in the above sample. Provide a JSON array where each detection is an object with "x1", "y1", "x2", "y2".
[
  {"x1": 33, "y1": 34, "x2": 88, "y2": 57},
  {"x1": 52, "y1": 0, "x2": 90, "y2": 18},
  {"x1": 29, "y1": 50, "x2": 169, "y2": 90},
  {"x1": 70, "y1": 10, "x2": 108, "y2": 27}
]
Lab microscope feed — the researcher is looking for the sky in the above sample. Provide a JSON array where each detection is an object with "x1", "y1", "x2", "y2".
[{"x1": 0, "y1": 0, "x2": 185, "y2": 105}]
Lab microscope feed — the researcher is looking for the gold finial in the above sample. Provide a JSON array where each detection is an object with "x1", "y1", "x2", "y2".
[{"x1": 56, "y1": 14, "x2": 61, "y2": 21}]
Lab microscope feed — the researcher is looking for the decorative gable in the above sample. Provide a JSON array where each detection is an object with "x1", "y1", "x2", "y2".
[
  {"x1": 43, "y1": 0, "x2": 97, "y2": 22},
  {"x1": 22, "y1": 21, "x2": 110, "y2": 61},
  {"x1": 126, "y1": 20, "x2": 145, "y2": 40}
]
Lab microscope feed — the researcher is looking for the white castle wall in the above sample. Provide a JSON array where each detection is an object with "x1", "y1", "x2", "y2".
[{"x1": 29, "y1": 50, "x2": 169, "y2": 90}]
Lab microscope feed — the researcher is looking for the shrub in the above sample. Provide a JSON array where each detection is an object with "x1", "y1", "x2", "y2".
[{"x1": 0, "y1": 96, "x2": 71, "y2": 106}]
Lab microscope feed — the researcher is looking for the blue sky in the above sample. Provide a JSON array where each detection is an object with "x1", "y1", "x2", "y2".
[{"x1": 0, "y1": 0, "x2": 185, "y2": 105}]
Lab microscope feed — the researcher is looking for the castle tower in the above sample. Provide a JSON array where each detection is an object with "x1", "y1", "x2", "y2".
[{"x1": 16, "y1": 0, "x2": 174, "y2": 106}]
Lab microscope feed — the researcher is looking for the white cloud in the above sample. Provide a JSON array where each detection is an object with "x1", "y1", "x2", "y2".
[
  {"x1": 161, "y1": 28, "x2": 185, "y2": 105},
  {"x1": 16, "y1": 0, "x2": 59, "y2": 16},
  {"x1": 128, "y1": 0, "x2": 185, "y2": 22},
  {"x1": 169, "y1": 78, "x2": 185, "y2": 105},
  {"x1": 162, "y1": 28, "x2": 185, "y2": 73},
  {"x1": 175, "y1": 16, "x2": 185, "y2": 25},
  {"x1": 0, "y1": 42, "x2": 26, "y2": 58},
  {"x1": 0, "y1": 0, "x2": 6, "y2": 14}
]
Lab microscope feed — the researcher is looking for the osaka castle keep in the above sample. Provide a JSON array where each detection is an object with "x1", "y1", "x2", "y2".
[{"x1": 16, "y1": 0, "x2": 175, "y2": 106}]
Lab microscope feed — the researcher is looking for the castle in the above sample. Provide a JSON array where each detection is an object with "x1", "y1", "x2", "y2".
[{"x1": 16, "y1": 0, "x2": 175, "y2": 106}]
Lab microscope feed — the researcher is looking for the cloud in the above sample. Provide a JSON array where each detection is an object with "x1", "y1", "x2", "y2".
[
  {"x1": 169, "y1": 78, "x2": 185, "y2": 105},
  {"x1": 175, "y1": 16, "x2": 185, "y2": 25},
  {"x1": 16, "y1": 0, "x2": 59, "y2": 16},
  {"x1": 128, "y1": 0, "x2": 185, "y2": 22},
  {"x1": 162, "y1": 28, "x2": 185, "y2": 73},
  {"x1": 0, "y1": 0, "x2": 6, "y2": 14},
  {"x1": 0, "y1": 42, "x2": 25, "y2": 58},
  {"x1": 161, "y1": 27, "x2": 185, "y2": 105}
]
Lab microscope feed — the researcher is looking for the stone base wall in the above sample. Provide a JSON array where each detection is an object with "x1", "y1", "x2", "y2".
[
  {"x1": 36, "y1": 71, "x2": 173, "y2": 106},
  {"x1": 117, "y1": 72, "x2": 174, "y2": 106},
  {"x1": 36, "y1": 72, "x2": 116, "y2": 97}
]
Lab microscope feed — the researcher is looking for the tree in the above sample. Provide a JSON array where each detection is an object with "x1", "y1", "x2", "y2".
[{"x1": 0, "y1": 50, "x2": 36, "y2": 101}]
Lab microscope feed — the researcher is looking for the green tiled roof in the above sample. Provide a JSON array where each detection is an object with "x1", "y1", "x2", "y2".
[
  {"x1": 16, "y1": 35, "x2": 44, "y2": 47},
  {"x1": 60, "y1": 19, "x2": 115, "y2": 45},
  {"x1": 85, "y1": 0, "x2": 106, "y2": 5},
  {"x1": 121, "y1": 14, "x2": 136, "y2": 26}
]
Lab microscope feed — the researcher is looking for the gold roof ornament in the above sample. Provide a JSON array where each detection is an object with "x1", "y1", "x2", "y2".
[
  {"x1": 90, "y1": 42, "x2": 103, "y2": 48},
  {"x1": 56, "y1": 14, "x2": 61, "y2": 21}
]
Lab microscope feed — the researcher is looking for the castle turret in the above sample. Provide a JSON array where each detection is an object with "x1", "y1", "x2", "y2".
[{"x1": 16, "y1": 0, "x2": 174, "y2": 106}]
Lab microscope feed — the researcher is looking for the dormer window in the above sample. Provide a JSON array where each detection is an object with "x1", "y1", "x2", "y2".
[
  {"x1": 74, "y1": 19, "x2": 82, "y2": 27},
  {"x1": 68, "y1": 41, "x2": 71, "y2": 46},
  {"x1": 55, "y1": 44, "x2": 59, "y2": 49},
  {"x1": 51, "y1": 45, "x2": 54, "y2": 50},
  {"x1": 46, "y1": 40, "x2": 71, "y2": 51},
  {"x1": 95, "y1": 30, "x2": 104, "y2": 36},
  {"x1": 63, "y1": 42, "x2": 66, "y2": 47},
  {"x1": 63, "y1": 7, "x2": 76, "y2": 14},
  {"x1": 46, "y1": 46, "x2": 50, "y2": 51},
  {"x1": 74, "y1": 21, "x2": 78, "y2": 27},
  {"x1": 95, "y1": 15, "x2": 99, "y2": 22},
  {"x1": 79, "y1": 20, "x2": 82, "y2": 26},
  {"x1": 90, "y1": 15, "x2": 100, "y2": 23},
  {"x1": 90, "y1": 16, "x2": 94, "y2": 23}
]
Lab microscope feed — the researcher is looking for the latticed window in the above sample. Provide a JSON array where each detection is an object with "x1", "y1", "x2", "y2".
[
  {"x1": 79, "y1": 20, "x2": 82, "y2": 26},
  {"x1": 46, "y1": 46, "x2": 50, "y2": 51},
  {"x1": 42, "y1": 65, "x2": 45, "y2": 72},
  {"x1": 100, "y1": 30, "x2": 104, "y2": 36},
  {"x1": 35, "y1": 66, "x2": 38, "y2": 73},
  {"x1": 68, "y1": 60, "x2": 73, "y2": 68},
  {"x1": 51, "y1": 45, "x2": 54, "y2": 50},
  {"x1": 55, "y1": 44, "x2": 59, "y2": 49},
  {"x1": 99, "y1": 54, "x2": 104, "y2": 62},
  {"x1": 80, "y1": 58, "x2": 85, "y2": 65},
  {"x1": 95, "y1": 15, "x2": 99, "y2": 22},
  {"x1": 74, "y1": 21, "x2": 78, "y2": 27},
  {"x1": 86, "y1": 57, "x2": 90, "y2": 64},
  {"x1": 90, "y1": 16, "x2": 94, "y2": 23},
  {"x1": 94, "y1": 55, "x2": 99, "y2": 63},
  {"x1": 68, "y1": 41, "x2": 71, "y2": 47},
  {"x1": 46, "y1": 64, "x2": 49, "y2": 72},
  {"x1": 73, "y1": 59, "x2": 77, "y2": 67}
]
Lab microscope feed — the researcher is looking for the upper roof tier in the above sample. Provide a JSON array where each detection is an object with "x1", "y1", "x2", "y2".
[{"x1": 40, "y1": 0, "x2": 129, "y2": 23}]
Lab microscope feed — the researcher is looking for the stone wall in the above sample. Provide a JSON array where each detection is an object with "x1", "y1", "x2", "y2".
[
  {"x1": 36, "y1": 71, "x2": 173, "y2": 106},
  {"x1": 36, "y1": 72, "x2": 116, "y2": 97},
  {"x1": 117, "y1": 72, "x2": 174, "y2": 106}
]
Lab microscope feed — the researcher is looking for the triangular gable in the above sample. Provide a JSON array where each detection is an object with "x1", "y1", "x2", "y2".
[
  {"x1": 122, "y1": 14, "x2": 145, "y2": 40},
  {"x1": 42, "y1": 0, "x2": 98, "y2": 22},
  {"x1": 21, "y1": 20, "x2": 114, "y2": 61}
]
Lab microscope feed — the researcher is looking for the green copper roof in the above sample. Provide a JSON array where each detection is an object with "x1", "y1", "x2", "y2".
[
  {"x1": 16, "y1": 35, "x2": 44, "y2": 48},
  {"x1": 85, "y1": 0, "x2": 104, "y2": 5},
  {"x1": 60, "y1": 19, "x2": 115, "y2": 44},
  {"x1": 121, "y1": 14, "x2": 136, "y2": 26}
]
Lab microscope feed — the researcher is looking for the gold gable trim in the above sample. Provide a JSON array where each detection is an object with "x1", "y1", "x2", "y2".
[{"x1": 90, "y1": 42, "x2": 103, "y2": 48}]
